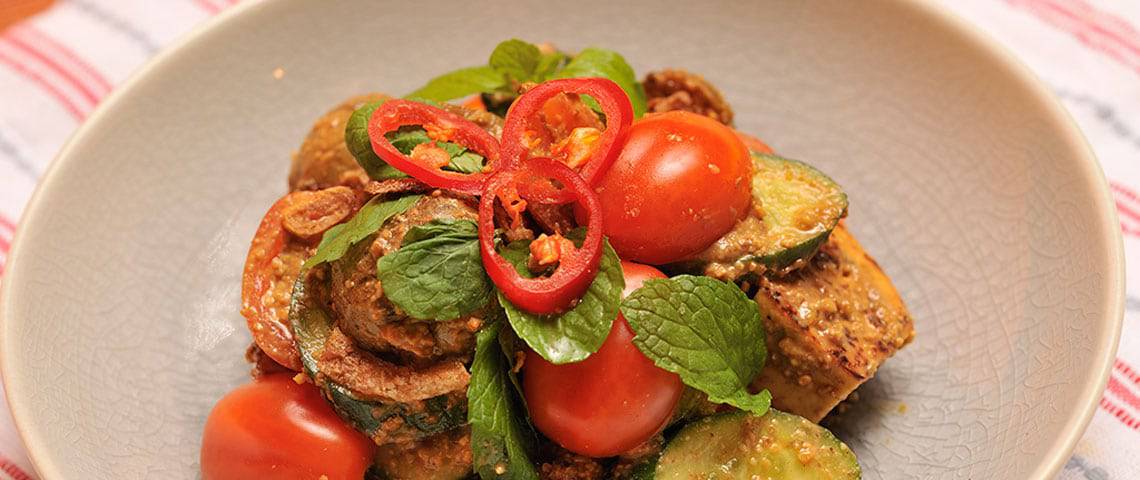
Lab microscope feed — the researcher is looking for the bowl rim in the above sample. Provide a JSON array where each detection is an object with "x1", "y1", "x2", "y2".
[{"x1": 0, "y1": 0, "x2": 1124, "y2": 478}]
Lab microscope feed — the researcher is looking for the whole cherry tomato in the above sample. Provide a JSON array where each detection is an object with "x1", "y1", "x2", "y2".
[
  {"x1": 523, "y1": 262, "x2": 683, "y2": 457},
  {"x1": 594, "y1": 111, "x2": 753, "y2": 264},
  {"x1": 200, "y1": 374, "x2": 375, "y2": 480}
]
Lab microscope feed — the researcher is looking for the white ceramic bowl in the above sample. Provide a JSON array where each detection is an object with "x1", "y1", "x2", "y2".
[{"x1": 0, "y1": 1, "x2": 1124, "y2": 478}]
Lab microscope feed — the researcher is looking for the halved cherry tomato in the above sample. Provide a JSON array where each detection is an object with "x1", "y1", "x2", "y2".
[
  {"x1": 593, "y1": 110, "x2": 753, "y2": 264},
  {"x1": 241, "y1": 188, "x2": 359, "y2": 371},
  {"x1": 368, "y1": 99, "x2": 503, "y2": 194},
  {"x1": 479, "y1": 158, "x2": 603, "y2": 315},
  {"x1": 524, "y1": 262, "x2": 683, "y2": 457},
  {"x1": 500, "y1": 78, "x2": 633, "y2": 186},
  {"x1": 240, "y1": 193, "x2": 306, "y2": 371},
  {"x1": 200, "y1": 374, "x2": 375, "y2": 480}
]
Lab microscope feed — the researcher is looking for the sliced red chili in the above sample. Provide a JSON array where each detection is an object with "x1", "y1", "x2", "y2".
[
  {"x1": 500, "y1": 78, "x2": 633, "y2": 187},
  {"x1": 479, "y1": 158, "x2": 604, "y2": 315},
  {"x1": 368, "y1": 100, "x2": 503, "y2": 195}
]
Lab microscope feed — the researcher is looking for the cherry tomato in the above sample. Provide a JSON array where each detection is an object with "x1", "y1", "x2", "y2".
[
  {"x1": 200, "y1": 374, "x2": 375, "y2": 480},
  {"x1": 594, "y1": 111, "x2": 753, "y2": 264},
  {"x1": 523, "y1": 262, "x2": 683, "y2": 457}
]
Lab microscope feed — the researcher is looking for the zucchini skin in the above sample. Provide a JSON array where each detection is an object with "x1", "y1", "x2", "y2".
[
  {"x1": 654, "y1": 410, "x2": 860, "y2": 479},
  {"x1": 679, "y1": 153, "x2": 848, "y2": 281},
  {"x1": 289, "y1": 272, "x2": 467, "y2": 445}
]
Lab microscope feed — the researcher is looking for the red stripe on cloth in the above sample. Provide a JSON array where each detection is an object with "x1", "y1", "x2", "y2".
[
  {"x1": 1109, "y1": 182, "x2": 1140, "y2": 235},
  {"x1": 1, "y1": 35, "x2": 101, "y2": 106},
  {"x1": 0, "y1": 455, "x2": 33, "y2": 480},
  {"x1": 1115, "y1": 198, "x2": 1140, "y2": 222},
  {"x1": 1107, "y1": 375, "x2": 1140, "y2": 412},
  {"x1": 0, "y1": 50, "x2": 84, "y2": 120},
  {"x1": 1007, "y1": 0, "x2": 1140, "y2": 74},
  {"x1": 14, "y1": 25, "x2": 112, "y2": 94},
  {"x1": 1113, "y1": 181, "x2": 1140, "y2": 203},
  {"x1": 1100, "y1": 397, "x2": 1140, "y2": 430},
  {"x1": 1118, "y1": 359, "x2": 1140, "y2": 386},
  {"x1": 193, "y1": 0, "x2": 223, "y2": 15},
  {"x1": 1037, "y1": 0, "x2": 1140, "y2": 55},
  {"x1": 0, "y1": 214, "x2": 14, "y2": 233}
]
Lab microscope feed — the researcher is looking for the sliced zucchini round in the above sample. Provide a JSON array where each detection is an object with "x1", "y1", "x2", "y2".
[
  {"x1": 289, "y1": 271, "x2": 466, "y2": 444},
  {"x1": 686, "y1": 153, "x2": 847, "y2": 280},
  {"x1": 655, "y1": 410, "x2": 860, "y2": 480}
]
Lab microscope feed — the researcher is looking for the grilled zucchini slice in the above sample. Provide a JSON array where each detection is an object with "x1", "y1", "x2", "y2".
[
  {"x1": 751, "y1": 225, "x2": 914, "y2": 421},
  {"x1": 654, "y1": 410, "x2": 860, "y2": 479},
  {"x1": 289, "y1": 271, "x2": 466, "y2": 445},
  {"x1": 683, "y1": 153, "x2": 847, "y2": 280}
]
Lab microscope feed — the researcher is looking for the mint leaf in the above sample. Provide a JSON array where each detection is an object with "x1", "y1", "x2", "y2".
[
  {"x1": 376, "y1": 219, "x2": 492, "y2": 321},
  {"x1": 448, "y1": 151, "x2": 486, "y2": 173},
  {"x1": 489, "y1": 39, "x2": 542, "y2": 82},
  {"x1": 555, "y1": 47, "x2": 647, "y2": 117},
  {"x1": 498, "y1": 236, "x2": 624, "y2": 364},
  {"x1": 534, "y1": 52, "x2": 567, "y2": 81},
  {"x1": 408, "y1": 65, "x2": 507, "y2": 102},
  {"x1": 302, "y1": 194, "x2": 422, "y2": 269},
  {"x1": 345, "y1": 100, "x2": 409, "y2": 180},
  {"x1": 620, "y1": 275, "x2": 771, "y2": 415},
  {"x1": 383, "y1": 127, "x2": 486, "y2": 175},
  {"x1": 386, "y1": 128, "x2": 433, "y2": 154},
  {"x1": 469, "y1": 321, "x2": 540, "y2": 480}
]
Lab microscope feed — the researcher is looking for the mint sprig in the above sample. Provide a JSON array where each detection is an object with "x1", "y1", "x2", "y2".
[
  {"x1": 407, "y1": 39, "x2": 646, "y2": 117},
  {"x1": 620, "y1": 275, "x2": 772, "y2": 415}
]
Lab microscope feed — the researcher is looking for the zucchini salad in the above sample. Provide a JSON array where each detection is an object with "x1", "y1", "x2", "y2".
[{"x1": 200, "y1": 39, "x2": 915, "y2": 480}]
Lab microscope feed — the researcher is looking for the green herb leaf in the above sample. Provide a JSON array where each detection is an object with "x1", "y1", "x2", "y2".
[
  {"x1": 376, "y1": 219, "x2": 492, "y2": 321},
  {"x1": 448, "y1": 151, "x2": 486, "y2": 173},
  {"x1": 302, "y1": 194, "x2": 422, "y2": 269},
  {"x1": 386, "y1": 128, "x2": 432, "y2": 154},
  {"x1": 497, "y1": 236, "x2": 624, "y2": 364},
  {"x1": 620, "y1": 275, "x2": 771, "y2": 415},
  {"x1": 383, "y1": 127, "x2": 487, "y2": 174},
  {"x1": 534, "y1": 52, "x2": 567, "y2": 81},
  {"x1": 469, "y1": 320, "x2": 540, "y2": 480},
  {"x1": 555, "y1": 47, "x2": 647, "y2": 117},
  {"x1": 407, "y1": 65, "x2": 507, "y2": 102},
  {"x1": 489, "y1": 39, "x2": 542, "y2": 82},
  {"x1": 345, "y1": 100, "x2": 409, "y2": 180}
]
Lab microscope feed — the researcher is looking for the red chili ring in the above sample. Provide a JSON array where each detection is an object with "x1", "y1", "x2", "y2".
[
  {"x1": 479, "y1": 158, "x2": 605, "y2": 315},
  {"x1": 500, "y1": 78, "x2": 633, "y2": 188},
  {"x1": 368, "y1": 100, "x2": 503, "y2": 195}
]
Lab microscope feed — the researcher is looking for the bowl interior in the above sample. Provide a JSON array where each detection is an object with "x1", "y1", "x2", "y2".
[{"x1": 0, "y1": 1, "x2": 1122, "y2": 478}]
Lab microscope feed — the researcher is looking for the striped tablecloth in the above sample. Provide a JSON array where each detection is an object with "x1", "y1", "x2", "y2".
[{"x1": 0, "y1": 1, "x2": 1137, "y2": 478}]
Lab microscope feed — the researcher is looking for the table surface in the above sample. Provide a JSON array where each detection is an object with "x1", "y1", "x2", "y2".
[{"x1": 0, "y1": 1, "x2": 51, "y2": 31}]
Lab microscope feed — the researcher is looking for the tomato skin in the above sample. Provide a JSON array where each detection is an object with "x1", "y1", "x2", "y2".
[
  {"x1": 523, "y1": 262, "x2": 683, "y2": 457},
  {"x1": 200, "y1": 374, "x2": 375, "y2": 480},
  {"x1": 595, "y1": 111, "x2": 753, "y2": 265}
]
